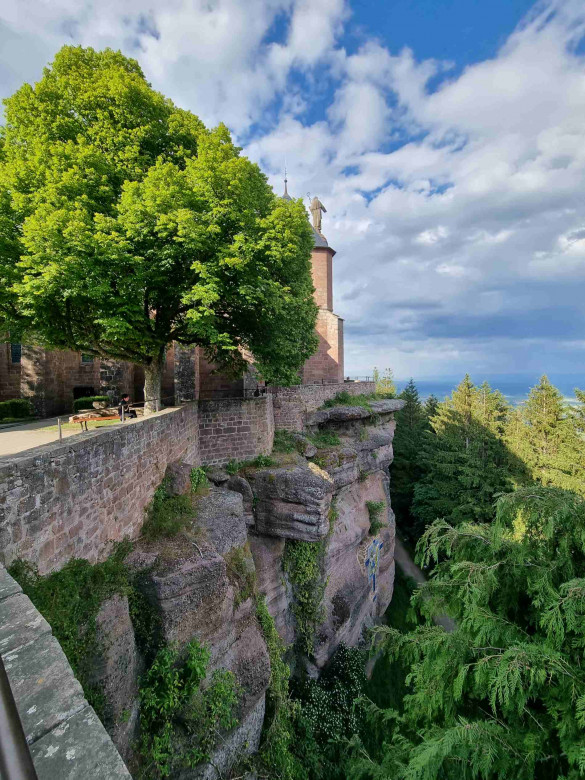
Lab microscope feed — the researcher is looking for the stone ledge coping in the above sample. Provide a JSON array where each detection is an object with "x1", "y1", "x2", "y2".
[
  {"x1": 306, "y1": 398, "x2": 406, "y2": 426},
  {"x1": 0, "y1": 564, "x2": 131, "y2": 779}
]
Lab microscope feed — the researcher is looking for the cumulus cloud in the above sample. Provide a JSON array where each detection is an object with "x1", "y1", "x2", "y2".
[{"x1": 1, "y1": 0, "x2": 585, "y2": 379}]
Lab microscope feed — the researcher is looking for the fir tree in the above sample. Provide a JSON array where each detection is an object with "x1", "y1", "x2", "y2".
[
  {"x1": 424, "y1": 394, "x2": 439, "y2": 419},
  {"x1": 348, "y1": 487, "x2": 585, "y2": 780},
  {"x1": 391, "y1": 379, "x2": 428, "y2": 538},
  {"x1": 573, "y1": 388, "x2": 585, "y2": 434},
  {"x1": 412, "y1": 376, "x2": 520, "y2": 531},
  {"x1": 507, "y1": 376, "x2": 584, "y2": 496}
]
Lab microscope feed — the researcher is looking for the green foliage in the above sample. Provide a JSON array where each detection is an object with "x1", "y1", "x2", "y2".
[
  {"x1": 273, "y1": 429, "x2": 301, "y2": 454},
  {"x1": 573, "y1": 388, "x2": 585, "y2": 433},
  {"x1": 189, "y1": 467, "x2": 208, "y2": 494},
  {"x1": 372, "y1": 367, "x2": 396, "y2": 398},
  {"x1": 506, "y1": 375, "x2": 585, "y2": 497},
  {"x1": 366, "y1": 500, "x2": 386, "y2": 536},
  {"x1": 0, "y1": 398, "x2": 32, "y2": 420},
  {"x1": 309, "y1": 429, "x2": 341, "y2": 448},
  {"x1": 139, "y1": 640, "x2": 238, "y2": 778},
  {"x1": 349, "y1": 487, "x2": 585, "y2": 780},
  {"x1": 390, "y1": 380, "x2": 430, "y2": 541},
  {"x1": 224, "y1": 543, "x2": 257, "y2": 606},
  {"x1": 141, "y1": 476, "x2": 194, "y2": 541},
  {"x1": 72, "y1": 395, "x2": 110, "y2": 413},
  {"x1": 412, "y1": 376, "x2": 524, "y2": 533},
  {"x1": 322, "y1": 391, "x2": 376, "y2": 410},
  {"x1": 255, "y1": 596, "x2": 307, "y2": 780},
  {"x1": 283, "y1": 540, "x2": 326, "y2": 656},
  {"x1": 226, "y1": 453, "x2": 276, "y2": 474},
  {"x1": 8, "y1": 542, "x2": 133, "y2": 712},
  {"x1": 0, "y1": 45, "x2": 318, "y2": 398},
  {"x1": 293, "y1": 645, "x2": 368, "y2": 780}
]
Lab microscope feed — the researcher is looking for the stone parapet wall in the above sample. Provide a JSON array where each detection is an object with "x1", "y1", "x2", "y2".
[
  {"x1": 269, "y1": 381, "x2": 376, "y2": 431},
  {"x1": 0, "y1": 565, "x2": 131, "y2": 779},
  {"x1": 0, "y1": 404, "x2": 200, "y2": 574},
  {"x1": 198, "y1": 396, "x2": 274, "y2": 465}
]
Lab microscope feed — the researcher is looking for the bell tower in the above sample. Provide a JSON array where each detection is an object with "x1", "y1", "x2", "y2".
[{"x1": 283, "y1": 181, "x2": 344, "y2": 383}]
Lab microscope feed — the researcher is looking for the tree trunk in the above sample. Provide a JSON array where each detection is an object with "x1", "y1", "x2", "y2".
[{"x1": 144, "y1": 354, "x2": 164, "y2": 415}]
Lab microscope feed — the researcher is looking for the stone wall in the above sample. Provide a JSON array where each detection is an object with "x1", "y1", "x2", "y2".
[
  {"x1": 0, "y1": 405, "x2": 200, "y2": 574},
  {"x1": 0, "y1": 342, "x2": 21, "y2": 401},
  {"x1": 198, "y1": 397, "x2": 274, "y2": 465},
  {"x1": 269, "y1": 381, "x2": 375, "y2": 431},
  {"x1": 0, "y1": 565, "x2": 131, "y2": 779}
]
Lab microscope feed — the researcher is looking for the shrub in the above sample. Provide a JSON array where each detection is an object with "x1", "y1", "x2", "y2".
[
  {"x1": 366, "y1": 500, "x2": 386, "y2": 535},
  {"x1": 309, "y1": 430, "x2": 340, "y2": 449},
  {"x1": 189, "y1": 467, "x2": 208, "y2": 494},
  {"x1": 273, "y1": 429, "x2": 299, "y2": 454},
  {"x1": 141, "y1": 477, "x2": 194, "y2": 541},
  {"x1": 139, "y1": 640, "x2": 238, "y2": 778},
  {"x1": 72, "y1": 395, "x2": 110, "y2": 413},
  {"x1": 0, "y1": 398, "x2": 32, "y2": 420}
]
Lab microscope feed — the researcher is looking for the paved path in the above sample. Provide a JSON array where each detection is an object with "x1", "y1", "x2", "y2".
[{"x1": 0, "y1": 417, "x2": 118, "y2": 458}]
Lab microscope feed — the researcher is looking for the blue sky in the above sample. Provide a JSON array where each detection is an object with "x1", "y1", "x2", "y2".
[{"x1": 1, "y1": 0, "x2": 585, "y2": 381}]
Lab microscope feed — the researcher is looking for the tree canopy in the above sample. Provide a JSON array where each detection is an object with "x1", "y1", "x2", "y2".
[
  {"x1": 348, "y1": 487, "x2": 585, "y2": 780},
  {"x1": 0, "y1": 46, "x2": 318, "y2": 401}
]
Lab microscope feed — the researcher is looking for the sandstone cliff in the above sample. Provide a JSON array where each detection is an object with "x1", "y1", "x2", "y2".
[{"x1": 91, "y1": 398, "x2": 403, "y2": 777}]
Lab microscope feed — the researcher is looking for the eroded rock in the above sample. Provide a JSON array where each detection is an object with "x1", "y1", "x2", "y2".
[{"x1": 247, "y1": 463, "x2": 334, "y2": 541}]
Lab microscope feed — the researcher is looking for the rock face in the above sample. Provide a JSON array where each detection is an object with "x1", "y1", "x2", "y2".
[{"x1": 90, "y1": 397, "x2": 403, "y2": 778}]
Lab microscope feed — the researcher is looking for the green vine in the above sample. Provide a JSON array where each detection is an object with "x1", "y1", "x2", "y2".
[
  {"x1": 255, "y1": 597, "x2": 305, "y2": 780},
  {"x1": 138, "y1": 640, "x2": 238, "y2": 779},
  {"x1": 283, "y1": 540, "x2": 326, "y2": 656},
  {"x1": 366, "y1": 500, "x2": 386, "y2": 536}
]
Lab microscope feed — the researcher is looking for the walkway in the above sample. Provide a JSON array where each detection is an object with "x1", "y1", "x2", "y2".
[{"x1": 0, "y1": 417, "x2": 119, "y2": 458}]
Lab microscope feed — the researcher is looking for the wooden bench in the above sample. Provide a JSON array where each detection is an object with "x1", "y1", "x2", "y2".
[{"x1": 69, "y1": 411, "x2": 119, "y2": 431}]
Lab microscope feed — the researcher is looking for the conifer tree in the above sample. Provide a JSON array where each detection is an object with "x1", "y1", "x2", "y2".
[
  {"x1": 412, "y1": 376, "x2": 519, "y2": 531},
  {"x1": 348, "y1": 487, "x2": 585, "y2": 780},
  {"x1": 391, "y1": 379, "x2": 428, "y2": 537},
  {"x1": 373, "y1": 367, "x2": 396, "y2": 397},
  {"x1": 424, "y1": 394, "x2": 439, "y2": 419},
  {"x1": 507, "y1": 376, "x2": 584, "y2": 496},
  {"x1": 573, "y1": 388, "x2": 585, "y2": 434}
]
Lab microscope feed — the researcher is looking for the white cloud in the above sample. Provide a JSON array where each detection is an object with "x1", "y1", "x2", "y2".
[{"x1": 1, "y1": 0, "x2": 585, "y2": 378}]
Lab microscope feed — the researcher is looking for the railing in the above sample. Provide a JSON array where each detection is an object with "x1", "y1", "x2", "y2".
[{"x1": 0, "y1": 655, "x2": 38, "y2": 780}]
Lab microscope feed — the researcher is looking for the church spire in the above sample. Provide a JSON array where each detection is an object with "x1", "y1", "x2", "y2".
[{"x1": 282, "y1": 167, "x2": 291, "y2": 200}]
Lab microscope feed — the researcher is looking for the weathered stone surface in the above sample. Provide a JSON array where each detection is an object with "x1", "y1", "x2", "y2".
[
  {"x1": 306, "y1": 398, "x2": 405, "y2": 429},
  {"x1": 0, "y1": 592, "x2": 51, "y2": 654},
  {"x1": 165, "y1": 460, "x2": 193, "y2": 496},
  {"x1": 248, "y1": 534, "x2": 293, "y2": 645},
  {"x1": 194, "y1": 486, "x2": 248, "y2": 555},
  {"x1": 30, "y1": 707, "x2": 131, "y2": 779},
  {"x1": 314, "y1": 471, "x2": 395, "y2": 667},
  {"x1": 226, "y1": 475, "x2": 255, "y2": 524},
  {"x1": 2, "y1": 633, "x2": 86, "y2": 744},
  {"x1": 90, "y1": 594, "x2": 140, "y2": 761},
  {"x1": 291, "y1": 432, "x2": 318, "y2": 458},
  {"x1": 247, "y1": 463, "x2": 334, "y2": 541},
  {"x1": 205, "y1": 466, "x2": 230, "y2": 485},
  {"x1": 313, "y1": 446, "x2": 359, "y2": 490},
  {"x1": 0, "y1": 564, "x2": 21, "y2": 600}
]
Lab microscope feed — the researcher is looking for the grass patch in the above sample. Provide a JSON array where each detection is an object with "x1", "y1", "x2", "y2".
[
  {"x1": 224, "y1": 543, "x2": 257, "y2": 607},
  {"x1": 226, "y1": 454, "x2": 275, "y2": 474},
  {"x1": 142, "y1": 477, "x2": 194, "y2": 541},
  {"x1": 308, "y1": 430, "x2": 340, "y2": 449},
  {"x1": 273, "y1": 429, "x2": 300, "y2": 454},
  {"x1": 321, "y1": 391, "x2": 377, "y2": 410},
  {"x1": 0, "y1": 416, "x2": 34, "y2": 425},
  {"x1": 366, "y1": 500, "x2": 386, "y2": 536}
]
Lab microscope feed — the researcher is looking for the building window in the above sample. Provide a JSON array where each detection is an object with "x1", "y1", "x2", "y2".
[
  {"x1": 10, "y1": 344, "x2": 21, "y2": 364},
  {"x1": 81, "y1": 353, "x2": 94, "y2": 364}
]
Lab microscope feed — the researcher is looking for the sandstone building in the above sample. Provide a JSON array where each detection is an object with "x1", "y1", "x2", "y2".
[{"x1": 0, "y1": 185, "x2": 344, "y2": 416}]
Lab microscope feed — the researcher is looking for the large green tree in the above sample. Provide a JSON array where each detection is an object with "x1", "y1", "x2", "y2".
[
  {"x1": 390, "y1": 379, "x2": 429, "y2": 540},
  {"x1": 506, "y1": 376, "x2": 584, "y2": 496},
  {"x1": 411, "y1": 376, "x2": 522, "y2": 531},
  {"x1": 348, "y1": 487, "x2": 585, "y2": 780},
  {"x1": 0, "y1": 46, "x2": 318, "y2": 408}
]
